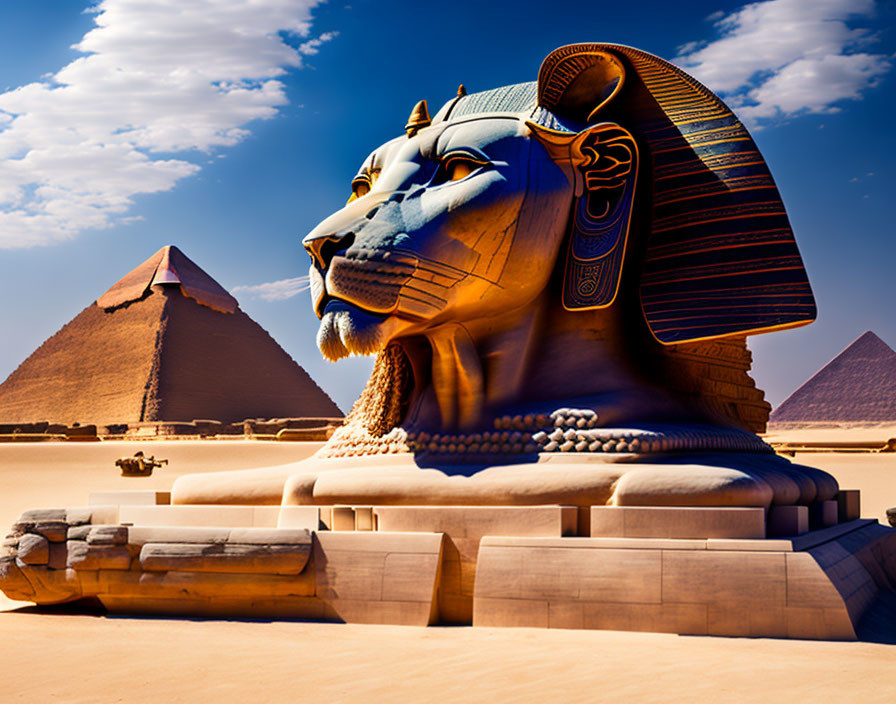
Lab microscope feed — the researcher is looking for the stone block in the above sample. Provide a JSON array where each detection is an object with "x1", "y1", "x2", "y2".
[
  {"x1": 785, "y1": 606, "x2": 855, "y2": 640},
  {"x1": 331, "y1": 506, "x2": 356, "y2": 532},
  {"x1": 790, "y1": 519, "x2": 877, "y2": 552},
  {"x1": 809, "y1": 501, "x2": 839, "y2": 530},
  {"x1": 707, "y1": 604, "x2": 787, "y2": 638},
  {"x1": 768, "y1": 505, "x2": 808, "y2": 537},
  {"x1": 87, "y1": 525, "x2": 129, "y2": 545},
  {"x1": 436, "y1": 539, "x2": 468, "y2": 624},
  {"x1": 354, "y1": 506, "x2": 374, "y2": 531},
  {"x1": 48, "y1": 541, "x2": 68, "y2": 570},
  {"x1": 373, "y1": 506, "x2": 576, "y2": 624},
  {"x1": 65, "y1": 508, "x2": 95, "y2": 526},
  {"x1": 590, "y1": 506, "x2": 765, "y2": 539},
  {"x1": 139, "y1": 541, "x2": 311, "y2": 574},
  {"x1": 474, "y1": 596, "x2": 548, "y2": 628},
  {"x1": 31, "y1": 522, "x2": 69, "y2": 542},
  {"x1": 661, "y1": 550, "x2": 786, "y2": 606},
  {"x1": 475, "y1": 541, "x2": 662, "y2": 606},
  {"x1": 89, "y1": 491, "x2": 171, "y2": 506},
  {"x1": 98, "y1": 594, "x2": 327, "y2": 620},
  {"x1": 17, "y1": 533, "x2": 49, "y2": 565},
  {"x1": 705, "y1": 538, "x2": 794, "y2": 552},
  {"x1": 132, "y1": 570, "x2": 315, "y2": 598},
  {"x1": 0, "y1": 558, "x2": 37, "y2": 601},
  {"x1": 67, "y1": 525, "x2": 92, "y2": 541},
  {"x1": 382, "y1": 552, "x2": 442, "y2": 602},
  {"x1": 226, "y1": 528, "x2": 312, "y2": 545},
  {"x1": 313, "y1": 531, "x2": 443, "y2": 626},
  {"x1": 576, "y1": 506, "x2": 591, "y2": 537},
  {"x1": 548, "y1": 601, "x2": 585, "y2": 629},
  {"x1": 745, "y1": 606, "x2": 789, "y2": 639},
  {"x1": 126, "y1": 526, "x2": 231, "y2": 545},
  {"x1": 471, "y1": 535, "x2": 869, "y2": 638},
  {"x1": 18, "y1": 508, "x2": 66, "y2": 523},
  {"x1": 315, "y1": 549, "x2": 388, "y2": 601},
  {"x1": 374, "y1": 505, "x2": 577, "y2": 540},
  {"x1": 276, "y1": 505, "x2": 323, "y2": 530},
  {"x1": 317, "y1": 599, "x2": 437, "y2": 626},
  {"x1": 837, "y1": 490, "x2": 861, "y2": 522},
  {"x1": 784, "y1": 553, "x2": 846, "y2": 608},
  {"x1": 560, "y1": 536, "x2": 709, "y2": 550},
  {"x1": 318, "y1": 507, "x2": 333, "y2": 530},
  {"x1": 239, "y1": 597, "x2": 328, "y2": 620},
  {"x1": 11, "y1": 512, "x2": 69, "y2": 541},
  {"x1": 70, "y1": 505, "x2": 119, "y2": 526},
  {"x1": 66, "y1": 541, "x2": 132, "y2": 570},
  {"x1": 118, "y1": 505, "x2": 279, "y2": 527},
  {"x1": 582, "y1": 602, "x2": 707, "y2": 635},
  {"x1": 12, "y1": 564, "x2": 81, "y2": 603}
]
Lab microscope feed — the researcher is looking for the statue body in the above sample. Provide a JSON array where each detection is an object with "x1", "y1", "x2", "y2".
[{"x1": 174, "y1": 43, "x2": 834, "y2": 511}]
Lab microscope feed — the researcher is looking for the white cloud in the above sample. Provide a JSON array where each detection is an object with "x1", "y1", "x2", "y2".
[
  {"x1": 0, "y1": 0, "x2": 333, "y2": 249},
  {"x1": 676, "y1": 0, "x2": 891, "y2": 125},
  {"x1": 299, "y1": 31, "x2": 339, "y2": 55},
  {"x1": 232, "y1": 275, "x2": 310, "y2": 301}
]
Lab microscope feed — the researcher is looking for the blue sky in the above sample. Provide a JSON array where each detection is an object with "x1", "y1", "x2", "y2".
[{"x1": 0, "y1": 0, "x2": 893, "y2": 413}]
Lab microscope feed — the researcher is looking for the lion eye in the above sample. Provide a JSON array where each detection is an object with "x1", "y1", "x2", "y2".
[
  {"x1": 436, "y1": 152, "x2": 489, "y2": 185},
  {"x1": 447, "y1": 160, "x2": 474, "y2": 181}
]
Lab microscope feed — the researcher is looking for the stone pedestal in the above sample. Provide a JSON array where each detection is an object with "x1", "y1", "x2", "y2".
[
  {"x1": 473, "y1": 519, "x2": 895, "y2": 639},
  {"x1": 4, "y1": 495, "x2": 895, "y2": 639}
]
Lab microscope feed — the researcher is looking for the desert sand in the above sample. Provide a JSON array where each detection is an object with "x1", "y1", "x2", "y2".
[{"x1": 1, "y1": 441, "x2": 894, "y2": 703}]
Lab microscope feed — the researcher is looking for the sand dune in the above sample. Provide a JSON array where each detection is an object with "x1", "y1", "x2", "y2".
[{"x1": 1, "y1": 442, "x2": 894, "y2": 702}]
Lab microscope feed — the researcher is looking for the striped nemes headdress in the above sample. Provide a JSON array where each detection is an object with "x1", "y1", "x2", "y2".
[{"x1": 432, "y1": 44, "x2": 816, "y2": 345}]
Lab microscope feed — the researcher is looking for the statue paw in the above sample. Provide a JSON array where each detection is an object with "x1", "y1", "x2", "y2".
[
  {"x1": 611, "y1": 465, "x2": 774, "y2": 507},
  {"x1": 0, "y1": 508, "x2": 95, "y2": 604}
]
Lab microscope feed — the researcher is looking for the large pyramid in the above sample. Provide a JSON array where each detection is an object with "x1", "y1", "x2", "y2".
[
  {"x1": 0, "y1": 246, "x2": 341, "y2": 425},
  {"x1": 770, "y1": 331, "x2": 896, "y2": 425}
]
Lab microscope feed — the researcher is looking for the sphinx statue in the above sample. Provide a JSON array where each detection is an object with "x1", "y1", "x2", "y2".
[
  {"x1": 172, "y1": 42, "x2": 836, "y2": 511},
  {"x1": 9, "y1": 45, "x2": 889, "y2": 639}
]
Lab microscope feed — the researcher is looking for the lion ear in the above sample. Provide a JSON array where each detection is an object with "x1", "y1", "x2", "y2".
[
  {"x1": 528, "y1": 120, "x2": 639, "y2": 310},
  {"x1": 525, "y1": 122, "x2": 578, "y2": 192}
]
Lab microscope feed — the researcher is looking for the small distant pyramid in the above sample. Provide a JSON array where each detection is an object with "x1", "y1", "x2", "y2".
[
  {"x1": 0, "y1": 246, "x2": 341, "y2": 425},
  {"x1": 770, "y1": 331, "x2": 896, "y2": 424}
]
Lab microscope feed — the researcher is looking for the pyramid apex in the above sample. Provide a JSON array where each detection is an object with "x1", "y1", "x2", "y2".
[
  {"x1": 841, "y1": 330, "x2": 895, "y2": 357},
  {"x1": 97, "y1": 245, "x2": 238, "y2": 314}
]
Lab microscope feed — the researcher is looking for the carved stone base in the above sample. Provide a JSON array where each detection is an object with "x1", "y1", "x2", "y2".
[
  {"x1": 3, "y1": 496, "x2": 894, "y2": 639},
  {"x1": 473, "y1": 519, "x2": 896, "y2": 640}
]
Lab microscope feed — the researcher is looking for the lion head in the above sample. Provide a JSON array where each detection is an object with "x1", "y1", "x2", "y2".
[{"x1": 303, "y1": 43, "x2": 815, "y2": 449}]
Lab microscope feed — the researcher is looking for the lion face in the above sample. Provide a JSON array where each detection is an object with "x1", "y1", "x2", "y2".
[{"x1": 303, "y1": 115, "x2": 573, "y2": 361}]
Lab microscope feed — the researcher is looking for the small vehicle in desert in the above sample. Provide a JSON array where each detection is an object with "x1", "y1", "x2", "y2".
[{"x1": 115, "y1": 451, "x2": 167, "y2": 477}]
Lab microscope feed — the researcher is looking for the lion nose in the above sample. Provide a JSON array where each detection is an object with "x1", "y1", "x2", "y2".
[{"x1": 303, "y1": 231, "x2": 355, "y2": 269}]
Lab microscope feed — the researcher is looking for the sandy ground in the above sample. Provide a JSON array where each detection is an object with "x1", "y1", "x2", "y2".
[{"x1": 1, "y1": 442, "x2": 894, "y2": 703}]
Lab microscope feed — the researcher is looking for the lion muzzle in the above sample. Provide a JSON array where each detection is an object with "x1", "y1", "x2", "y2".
[{"x1": 325, "y1": 254, "x2": 418, "y2": 315}]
